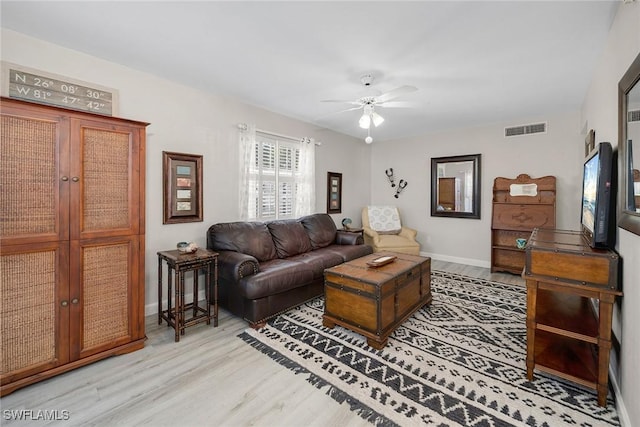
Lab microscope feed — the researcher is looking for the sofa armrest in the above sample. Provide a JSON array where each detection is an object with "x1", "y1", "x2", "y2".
[
  {"x1": 335, "y1": 230, "x2": 364, "y2": 245},
  {"x1": 363, "y1": 226, "x2": 380, "y2": 245},
  {"x1": 217, "y1": 250, "x2": 259, "y2": 283},
  {"x1": 399, "y1": 226, "x2": 417, "y2": 239}
]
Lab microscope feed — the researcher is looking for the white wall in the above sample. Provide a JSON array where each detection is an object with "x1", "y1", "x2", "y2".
[
  {"x1": 370, "y1": 111, "x2": 582, "y2": 266},
  {"x1": 581, "y1": 3, "x2": 640, "y2": 427},
  {"x1": 0, "y1": 29, "x2": 371, "y2": 315}
]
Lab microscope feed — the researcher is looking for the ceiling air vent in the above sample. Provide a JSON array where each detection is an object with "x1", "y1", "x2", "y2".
[
  {"x1": 628, "y1": 110, "x2": 640, "y2": 122},
  {"x1": 504, "y1": 122, "x2": 547, "y2": 137}
]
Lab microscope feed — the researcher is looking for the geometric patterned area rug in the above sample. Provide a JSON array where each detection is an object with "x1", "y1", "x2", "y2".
[{"x1": 238, "y1": 270, "x2": 620, "y2": 426}]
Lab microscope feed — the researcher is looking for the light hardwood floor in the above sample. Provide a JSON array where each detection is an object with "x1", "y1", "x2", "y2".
[{"x1": 0, "y1": 261, "x2": 523, "y2": 427}]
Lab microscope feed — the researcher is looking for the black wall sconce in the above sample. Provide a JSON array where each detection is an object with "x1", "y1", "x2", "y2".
[
  {"x1": 385, "y1": 168, "x2": 395, "y2": 187},
  {"x1": 394, "y1": 179, "x2": 408, "y2": 198},
  {"x1": 385, "y1": 168, "x2": 408, "y2": 198}
]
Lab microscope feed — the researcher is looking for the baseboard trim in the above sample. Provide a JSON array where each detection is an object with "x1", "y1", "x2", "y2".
[
  {"x1": 421, "y1": 252, "x2": 491, "y2": 269},
  {"x1": 146, "y1": 289, "x2": 206, "y2": 317},
  {"x1": 610, "y1": 365, "x2": 631, "y2": 427}
]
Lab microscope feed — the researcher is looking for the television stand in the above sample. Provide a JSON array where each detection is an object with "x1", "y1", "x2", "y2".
[{"x1": 523, "y1": 228, "x2": 621, "y2": 407}]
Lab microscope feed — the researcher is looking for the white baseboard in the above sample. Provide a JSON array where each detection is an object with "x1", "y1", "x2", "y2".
[
  {"x1": 609, "y1": 365, "x2": 631, "y2": 427},
  {"x1": 420, "y1": 251, "x2": 491, "y2": 269},
  {"x1": 146, "y1": 289, "x2": 206, "y2": 317}
]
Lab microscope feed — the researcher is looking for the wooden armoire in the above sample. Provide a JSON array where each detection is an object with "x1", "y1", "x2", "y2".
[{"x1": 0, "y1": 97, "x2": 148, "y2": 396}]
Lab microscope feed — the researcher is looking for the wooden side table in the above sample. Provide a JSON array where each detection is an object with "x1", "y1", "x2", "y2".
[
  {"x1": 341, "y1": 227, "x2": 364, "y2": 237},
  {"x1": 157, "y1": 248, "x2": 219, "y2": 342},
  {"x1": 524, "y1": 228, "x2": 621, "y2": 407}
]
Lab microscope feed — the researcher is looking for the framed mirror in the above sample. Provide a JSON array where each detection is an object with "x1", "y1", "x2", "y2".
[
  {"x1": 618, "y1": 52, "x2": 640, "y2": 235},
  {"x1": 431, "y1": 154, "x2": 481, "y2": 219}
]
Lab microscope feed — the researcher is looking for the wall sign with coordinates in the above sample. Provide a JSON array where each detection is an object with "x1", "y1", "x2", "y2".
[{"x1": 1, "y1": 62, "x2": 118, "y2": 116}]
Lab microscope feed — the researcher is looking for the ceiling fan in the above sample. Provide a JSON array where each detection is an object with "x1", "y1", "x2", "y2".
[{"x1": 322, "y1": 74, "x2": 418, "y2": 143}]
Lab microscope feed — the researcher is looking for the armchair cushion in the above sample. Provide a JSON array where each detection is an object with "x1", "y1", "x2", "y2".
[
  {"x1": 367, "y1": 205, "x2": 402, "y2": 234},
  {"x1": 362, "y1": 206, "x2": 420, "y2": 255}
]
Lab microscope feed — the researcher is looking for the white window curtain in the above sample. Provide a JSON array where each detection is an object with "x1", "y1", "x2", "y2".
[
  {"x1": 238, "y1": 123, "x2": 256, "y2": 220},
  {"x1": 296, "y1": 137, "x2": 315, "y2": 217},
  {"x1": 238, "y1": 124, "x2": 315, "y2": 221}
]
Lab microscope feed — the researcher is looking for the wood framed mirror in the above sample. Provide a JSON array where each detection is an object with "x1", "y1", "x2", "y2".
[
  {"x1": 618, "y1": 52, "x2": 640, "y2": 236},
  {"x1": 430, "y1": 154, "x2": 481, "y2": 219}
]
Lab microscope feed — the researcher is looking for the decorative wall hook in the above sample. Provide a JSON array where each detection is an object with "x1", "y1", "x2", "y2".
[
  {"x1": 394, "y1": 179, "x2": 408, "y2": 198},
  {"x1": 385, "y1": 168, "x2": 396, "y2": 187}
]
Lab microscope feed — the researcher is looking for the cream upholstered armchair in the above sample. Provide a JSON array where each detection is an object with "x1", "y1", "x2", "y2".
[{"x1": 361, "y1": 206, "x2": 420, "y2": 255}]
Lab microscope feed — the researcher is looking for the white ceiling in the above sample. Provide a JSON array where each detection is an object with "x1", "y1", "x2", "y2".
[{"x1": 1, "y1": 1, "x2": 620, "y2": 142}]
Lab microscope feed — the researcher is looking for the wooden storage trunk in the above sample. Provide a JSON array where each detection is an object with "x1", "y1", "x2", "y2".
[
  {"x1": 524, "y1": 228, "x2": 619, "y2": 289},
  {"x1": 323, "y1": 252, "x2": 431, "y2": 349}
]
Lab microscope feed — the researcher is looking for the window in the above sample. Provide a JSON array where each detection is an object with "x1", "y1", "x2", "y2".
[{"x1": 244, "y1": 132, "x2": 310, "y2": 221}]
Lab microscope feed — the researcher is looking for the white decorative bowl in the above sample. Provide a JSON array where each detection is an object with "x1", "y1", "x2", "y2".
[{"x1": 177, "y1": 242, "x2": 198, "y2": 254}]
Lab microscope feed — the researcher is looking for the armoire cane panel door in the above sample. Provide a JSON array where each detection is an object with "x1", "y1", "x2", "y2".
[
  {"x1": 0, "y1": 108, "x2": 71, "y2": 384},
  {"x1": 69, "y1": 120, "x2": 144, "y2": 358}
]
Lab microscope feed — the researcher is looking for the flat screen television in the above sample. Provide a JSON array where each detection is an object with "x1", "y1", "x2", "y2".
[{"x1": 580, "y1": 141, "x2": 614, "y2": 248}]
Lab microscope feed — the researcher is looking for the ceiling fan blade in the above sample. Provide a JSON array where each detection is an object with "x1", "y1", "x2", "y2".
[
  {"x1": 320, "y1": 99, "x2": 362, "y2": 106},
  {"x1": 377, "y1": 101, "x2": 414, "y2": 108},
  {"x1": 316, "y1": 105, "x2": 363, "y2": 120},
  {"x1": 375, "y1": 85, "x2": 418, "y2": 103}
]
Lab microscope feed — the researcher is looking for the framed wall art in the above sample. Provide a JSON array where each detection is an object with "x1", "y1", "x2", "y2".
[
  {"x1": 585, "y1": 129, "x2": 595, "y2": 157},
  {"x1": 163, "y1": 151, "x2": 203, "y2": 224},
  {"x1": 327, "y1": 171, "x2": 342, "y2": 214}
]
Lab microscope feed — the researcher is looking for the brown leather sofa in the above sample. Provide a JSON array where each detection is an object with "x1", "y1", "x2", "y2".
[{"x1": 207, "y1": 213, "x2": 372, "y2": 327}]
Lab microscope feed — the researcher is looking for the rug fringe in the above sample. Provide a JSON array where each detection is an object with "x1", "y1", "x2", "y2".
[{"x1": 238, "y1": 331, "x2": 309, "y2": 375}]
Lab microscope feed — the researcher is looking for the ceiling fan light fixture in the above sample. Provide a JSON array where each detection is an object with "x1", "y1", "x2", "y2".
[
  {"x1": 371, "y1": 111, "x2": 385, "y2": 127},
  {"x1": 359, "y1": 113, "x2": 371, "y2": 129}
]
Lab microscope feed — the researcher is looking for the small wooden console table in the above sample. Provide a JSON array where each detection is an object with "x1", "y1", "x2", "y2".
[
  {"x1": 158, "y1": 248, "x2": 218, "y2": 342},
  {"x1": 523, "y1": 228, "x2": 621, "y2": 407}
]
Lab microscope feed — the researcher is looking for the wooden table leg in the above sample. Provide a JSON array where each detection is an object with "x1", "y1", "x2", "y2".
[
  {"x1": 204, "y1": 262, "x2": 211, "y2": 326},
  {"x1": 157, "y1": 256, "x2": 163, "y2": 325},
  {"x1": 174, "y1": 268, "x2": 181, "y2": 342},
  {"x1": 597, "y1": 293, "x2": 616, "y2": 406},
  {"x1": 167, "y1": 267, "x2": 173, "y2": 329},
  {"x1": 525, "y1": 280, "x2": 538, "y2": 381},
  {"x1": 193, "y1": 269, "x2": 199, "y2": 317},
  {"x1": 212, "y1": 258, "x2": 218, "y2": 327}
]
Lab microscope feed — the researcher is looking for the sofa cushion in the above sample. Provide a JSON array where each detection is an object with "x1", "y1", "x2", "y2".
[
  {"x1": 208, "y1": 221, "x2": 276, "y2": 262},
  {"x1": 267, "y1": 220, "x2": 312, "y2": 258},
  {"x1": 299, "y1": 213, "x2": 337, "y2": 249},
  {"x1": 325, "y1": 243, "x2": 374, "y2": 262},
  {"x1": 288, "y1": 249, "x2": 345, "y2": 279},
  {"x1": 238, "y1": 259, "x2": 314, "y2": 299}
]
